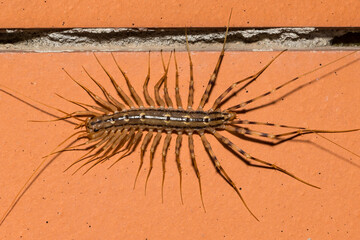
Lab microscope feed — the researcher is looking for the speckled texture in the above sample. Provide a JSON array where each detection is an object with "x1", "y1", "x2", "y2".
[
  {"x1": 0, "y1": 0, "x2": 359, "y2": 27},
  {"x1": 0, "y1": 51, "x2": 359, "y2": 239}
]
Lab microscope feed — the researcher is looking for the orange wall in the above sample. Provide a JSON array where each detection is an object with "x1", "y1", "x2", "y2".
[{"x1": 0, "y1": 1, "x2": 359, "y2": 240}]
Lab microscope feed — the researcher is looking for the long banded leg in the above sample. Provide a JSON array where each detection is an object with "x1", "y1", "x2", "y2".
[
  {"x1": 231, "y1": 119, "x2": 307, "y2": 129},
  {"x1": 173, "y1": 51, "x2": 183, "y2": 109},
  {"x1": 229, "y1": 121, "x2": 360, "y2": 155},
  {"x1": 111, "y1": 53, "x2": 144, "y2": 107},
  {"x1": 211, "y1": 50, "x2": 286, "y2": 110},
  {"x1": 227, "y1": 51, "x2": 357, "y2": 111},
  {"x1": 200, "y1": 132, "x2": 258, "y2": 221},
  {"x1": 160, "y1": 51, "x2": 174, "y2": 108},
  {"x1": 55, "y1": 93, "x2": 108, "y2": 116},
  {"x1": 225, "y1": 125, "x2": 277, "y2": 139},
  {"x1": 154, "y1": 51, "x2": 172, "y2": 107},
  {"x1": 175, "y1": 132, "x2": 184, "y2": 204},
  {"x1": 185, "y1": 29, "x2": 194, "y2": 110},
  {"x1": 197, "y1": 10, "x2": 232, "y2": 110},
  {"x1": 273, "y1": 128, "x2": 360, "y2": 138},
  {"x1": 134, "y1": 129, "x2": 154, "y2": 189},
  {"x1": 161, "y1": 132, "x2": 172, "y2": 202},
  {"x1": 226, "y1": 125, "x2": 360, "y2": 142},
  {"x1": 82, "y1": 66, "x2": 125, "y2": 110},
  {"x1": 143, "y1": 52, "x2": 155, "y2": 107},
  {"x1": 93, "y1": 54, "x2": 135, "y2": 108},
  {"x1": 188, "y1": 133, "x2": 206, "y2": 211},
  {"x1": 145, "y1": 130, "x2": 162, "y2": 194},
  {"x1": 210, "y1": 129, "x2": 320, "y2": 189},
  {"x1": 63, "y1": 69, "x2": 115, "y2": 113}
]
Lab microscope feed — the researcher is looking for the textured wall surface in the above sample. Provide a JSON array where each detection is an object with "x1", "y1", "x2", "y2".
[{"x1": 0, "y1": 1, "x2": 359, "y2": 240}]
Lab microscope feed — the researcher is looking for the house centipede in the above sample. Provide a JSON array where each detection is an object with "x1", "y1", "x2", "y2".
[{"x1": 0, "y1": 13, "x2": 359, "y2": 225}]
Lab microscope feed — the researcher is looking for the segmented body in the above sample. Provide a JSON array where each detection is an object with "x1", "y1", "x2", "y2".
[{"x1": 87, "y1": 109, "x2": 235, "y2": 133}]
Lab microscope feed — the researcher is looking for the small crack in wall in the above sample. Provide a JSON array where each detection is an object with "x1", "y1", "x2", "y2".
[{"x1": 0, "y1": 27, "x2": 359, "y2": 52}]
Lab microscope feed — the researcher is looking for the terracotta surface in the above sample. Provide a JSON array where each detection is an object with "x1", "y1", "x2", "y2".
[
  {"x1": 0, "y1": 51, "x2": 359, "y2": 239},
  {"x1": 0, "y1": 0, "x2": 359, "y2": 28}
]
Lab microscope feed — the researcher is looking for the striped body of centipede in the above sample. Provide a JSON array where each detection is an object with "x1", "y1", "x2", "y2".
[{"x1": 1, "y1": 12, "x2": 359, "y2": 224}]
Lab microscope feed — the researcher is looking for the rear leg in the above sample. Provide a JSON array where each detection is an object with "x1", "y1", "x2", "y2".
[
  {"x1": 199, "y1": 132, "x2": 259, "y2": 221},
  {"x1": 210, "y1": 129, "x2": 320, "y2": 189},
  {"x1": 211, "y1": 50, "x2": 286, "y2": 110}
]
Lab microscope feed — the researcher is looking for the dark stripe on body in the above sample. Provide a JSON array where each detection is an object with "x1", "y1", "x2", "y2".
[{"x1": 88, "y1": 108, "x2": 231, "y2": 132}]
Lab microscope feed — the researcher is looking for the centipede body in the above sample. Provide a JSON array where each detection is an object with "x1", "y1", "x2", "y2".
[{"x1": 0, "y1": 49, "x2": 359, "y2": 237}]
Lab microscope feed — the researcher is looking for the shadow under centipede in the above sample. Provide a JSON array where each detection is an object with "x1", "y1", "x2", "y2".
[{"x1": 309, "y1": 140, "x2": 360, "y2": 169}]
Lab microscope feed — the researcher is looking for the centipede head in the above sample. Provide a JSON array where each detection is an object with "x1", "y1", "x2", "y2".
[{"x1": 223, "y1": 110, "x2": 237, "y2": 123}]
